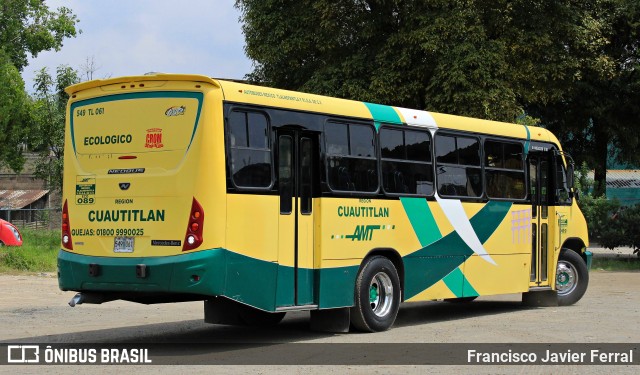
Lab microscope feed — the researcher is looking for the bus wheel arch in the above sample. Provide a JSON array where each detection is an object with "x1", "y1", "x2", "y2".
[
  {"x1": 350, "y1": 252, "x2": 402, "y2": 332},
  {"x1": 561, "y1": 237, "x2": 588, "y2": 263},
  {"x1": 361, "y1": 248, "x2": 405, "y2": 300},
  {"x1": 556, "y1": 248, "x2": 589, "y2": 306}
]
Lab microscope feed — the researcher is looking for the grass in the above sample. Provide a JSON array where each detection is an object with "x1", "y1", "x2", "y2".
[
  {"x1": 592, "y1": 255, "x2": 640, "y2": 271},
  {"x1": 0, "y1": 228, "x2": 60, "y2": 273}
]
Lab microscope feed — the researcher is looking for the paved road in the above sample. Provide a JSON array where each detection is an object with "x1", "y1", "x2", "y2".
[{"x1": 0, "y1": 271, "x2": 638, "y2": 373}]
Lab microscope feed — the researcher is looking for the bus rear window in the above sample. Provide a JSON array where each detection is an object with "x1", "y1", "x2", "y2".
[{"x1": 70, "y1": 91, "x2": 203, "y2": 174}]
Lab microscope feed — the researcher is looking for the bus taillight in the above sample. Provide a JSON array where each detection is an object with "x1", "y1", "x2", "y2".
[
  {"x1": 183, "y1": 197, "x2": 204, "y2": 251},
  {"x1": 62, "y1": 200, "x2": 73, "y2": 250}
]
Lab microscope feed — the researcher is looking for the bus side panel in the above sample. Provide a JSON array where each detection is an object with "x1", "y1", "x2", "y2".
[
  {"x1": 224, "y1": 194, "x2": 280, "y2": 311},
  {"x1": 315, "y1": 260, "x2": 359, "y2": 308},
  {"x1": 312, "y1": 195, "x2": 537, "y2": 309},
  {"x1": 459, "y1": 202, "x2": 532, "y2": 296},
  {"x1": 316, "y1": 197, "x2": 418, "y2": 308},
  {"x1": 461, "y1": 254, "x2": 530, "y2": 296}
]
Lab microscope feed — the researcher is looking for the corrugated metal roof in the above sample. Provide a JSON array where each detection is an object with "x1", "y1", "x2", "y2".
[{"x1": 0, "y1": 190, "x2": 49, "y2": 209}]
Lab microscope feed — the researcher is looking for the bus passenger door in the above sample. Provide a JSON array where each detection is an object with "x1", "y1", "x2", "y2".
[
  {"x1": 528, "y1": 152, "x2": 553, "y2": 287},
  {"x1": 276, "y1": 130, "x2": 318, "y2": 307}
]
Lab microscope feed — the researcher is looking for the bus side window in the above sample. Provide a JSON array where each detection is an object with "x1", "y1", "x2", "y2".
[
  {"x1": 435, "y1": 134, "x2": 482, "y2": 198},
  {"x1": 228, "y1": 111, "x2": 272, "y2": 189},
  {"x1": 484, "y1": 140, "x2": 526, "y2": 200},
  {"x1": 325, "y1": 122, "x2": 378, "y2": 193},
  {"x1": 380, "y1": 127, "x2": 433, "y2": 195}
]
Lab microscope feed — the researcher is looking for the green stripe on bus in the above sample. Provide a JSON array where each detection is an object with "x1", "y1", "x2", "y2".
[
  {"x1": 523, "y1": 124, "x2": 531, "y2": 156},
  {"x1": 399, "y1": 197, "x2": 442, "y2": 247},
  {"x1": 461, "y1": 271, "x2": 480, "y2": 297},
  {"x1": 364, "y1": 102, "x2": 403, "y2": 130},
  {"x1": 402, "y1": 200, "x2": 511, "y2": 299},
  {"x1": 442, "y1": 267, "x2": 479, "y2": 298},
  {"x1": 470, "y1": 201, "x2": 512, "y2": 243}
]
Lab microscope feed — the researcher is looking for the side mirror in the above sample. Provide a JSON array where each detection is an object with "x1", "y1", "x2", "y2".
[{"x1": 566, "y1": 163, "x2": 575, "y2": 189}]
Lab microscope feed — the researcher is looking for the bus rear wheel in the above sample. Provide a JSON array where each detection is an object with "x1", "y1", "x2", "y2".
[
  {"x1": 350, "y1": 256, "x2": 401, "y2": 332},
  {"x1": 556, "y1": 248, "x2": 589, "y2": 306}
]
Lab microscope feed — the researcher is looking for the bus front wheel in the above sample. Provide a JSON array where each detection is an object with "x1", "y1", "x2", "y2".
[
  {"x1": 556, "y1": 248, "x2": 589, "y2": 306},
  {"x1": 350, "y1": 256, "x2": 401, "y2": 332}
]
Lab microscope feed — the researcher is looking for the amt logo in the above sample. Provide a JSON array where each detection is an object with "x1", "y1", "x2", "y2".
[
  {"x1": 332, "y1": 224, "x2": 394, "y2": 241},
  {"x1": 346, "y1": 225, "x2": 381, "y2": 241}
]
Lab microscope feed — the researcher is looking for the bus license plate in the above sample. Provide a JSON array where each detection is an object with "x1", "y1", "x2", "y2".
[{"x1": 114, "y1": 236, "x2": 134, "y2": 253}]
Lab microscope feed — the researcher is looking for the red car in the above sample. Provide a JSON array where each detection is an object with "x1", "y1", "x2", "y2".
[{"x1": 0, "y1": 219, "x2": 22, "y2": 246}]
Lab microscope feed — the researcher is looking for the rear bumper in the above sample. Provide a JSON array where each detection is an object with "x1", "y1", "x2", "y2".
[{"x1": 57, "y1": 248, "x2": 226, "y2": 297}]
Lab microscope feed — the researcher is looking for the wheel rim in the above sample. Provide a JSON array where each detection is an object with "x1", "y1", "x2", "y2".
[
  {"x1": 556, "y1": 260, "x2": 578, "y2": 296},
  {"x1": 369, "y1": 272, "x2": 394, "y2": 317}
]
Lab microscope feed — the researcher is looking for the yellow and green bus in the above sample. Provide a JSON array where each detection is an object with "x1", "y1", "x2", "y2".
[{"x1": 59, "y1": 74, "x2": 591, "y2": 332}]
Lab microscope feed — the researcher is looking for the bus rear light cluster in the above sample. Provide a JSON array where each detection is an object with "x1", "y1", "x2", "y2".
[
  {"x1": 62, "y1": 200, "x2": 73, "y2": 250},
  {"x1": 183, "y1": 197, "x2": 204, "y2": 251}
]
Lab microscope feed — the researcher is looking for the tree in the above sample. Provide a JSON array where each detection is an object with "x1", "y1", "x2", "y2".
[
  {"x1": 29, "y1": 65, "x2": 79, "y2": 192},
  {"x1": 79, "y1": 55, "x2": 111, "y2": 81},
  {"x1": 531, "y1": 0, "x2": 640, "y2": 196},
  {"x1": 0, "y1": 0, "x2": 79, "y2": 71},
  {"x1": 0, "y1": 0, "x2": 79, "y2": 172},
  {"x1": 0, "y1": 50, "x2": 30, "y2": 172},
  {"x1": 237, "y1": 0, "x2": 609, "y2": 121}
]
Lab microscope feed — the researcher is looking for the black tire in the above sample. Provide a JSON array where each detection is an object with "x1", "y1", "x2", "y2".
[
  {"x1": 350, "y1": 256, "x2": 401, "y2": 332},
  {"x1": 556, "y1": 248, "x2": 589, "y2": 306},
  {"x1": 444, "y1": 296, "x2": 477, "y2": 303}
]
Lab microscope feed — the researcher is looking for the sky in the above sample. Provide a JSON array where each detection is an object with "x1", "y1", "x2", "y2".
[{"x1": 21, "y1": 0, "x2": 253, "y2": 90}]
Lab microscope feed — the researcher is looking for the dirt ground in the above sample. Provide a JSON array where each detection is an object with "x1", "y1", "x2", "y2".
[{"x1": 0, "y1": 270, "x2": 638, "y2": 374}]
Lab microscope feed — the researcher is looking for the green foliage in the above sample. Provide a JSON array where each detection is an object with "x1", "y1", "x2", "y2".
[
  {"x1": 0, "y1": 0, "x2": 79, "y2": 172},
  {"x1": 0, "y1": 50, "x2": 30, "y2": 172},
  {"x1": 575, "y1": 162, "x2": 640, "y2": 254},
  {"x1": 0, "y1": 0, "x2": 79, "y2": 71},
  {"x1": 530, "y1": 0, "x2": 640, "y2": 195},
  {"x1": 580, "y1": 193, "x2": 621, "y2": 250},
  {"x1": 614, "y1": 205, "x2": 640, "y2": 254},
  {"x1": 29, "y1": 66, "x2": 80, "y2": 192},
  {"x1": 237, "y1": 0, "x2": 613, "y2": 122},
  {"x1": 574, "y1": 163, "x2": 619, "y2": 246},
  {"x1": 0, "y1": 229, "x2": 59, "y2": 272},
  {"x1": 515, "y1": 111, "x2": 541, "y2": 127}
]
